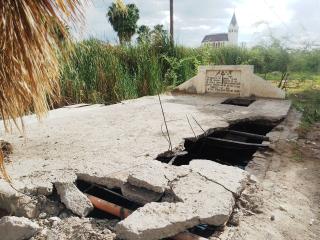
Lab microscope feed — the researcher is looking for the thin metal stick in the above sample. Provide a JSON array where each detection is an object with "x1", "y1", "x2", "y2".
[
  {"x1": 186, "y1": 114, "x2": 196, "y2": 138},
  {"x1": 158, "y1": 94, "x2": 172, "y2": 151},
  {"x1": 161, "y1": 123, "x2": 171, "y2": 145},
  {"x1": 191, "y1": 115, "x2": 205, "y2": 133}
]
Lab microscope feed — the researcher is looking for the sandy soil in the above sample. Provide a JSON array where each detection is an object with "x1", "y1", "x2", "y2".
[{"x1": 226, "y1": 123, "x2": 320, "y2": 240}]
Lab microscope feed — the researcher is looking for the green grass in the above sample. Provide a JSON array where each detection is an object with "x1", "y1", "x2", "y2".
[
  {"x1": 265, "y1": 74, "x2": 320, "y2": 133},
  {"x1": 286, "y1": 79, "x2": 320, "y2": 132},
  {"x1": 59, "y1": 39, "x2": 198, "y2": 105},
  {"x1": 259, "y1": 71, "x2": 320, "y2": 81}
]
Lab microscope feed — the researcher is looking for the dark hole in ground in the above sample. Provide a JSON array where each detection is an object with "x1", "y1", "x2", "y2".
[
  {"x1": 76, "y1": 180, "x2": 141, "y2": 219},
  {"x1": 47, "y1": 187, "x2": 61, "y2": 202},
  {"x1": 162, "y1": 224, "x2": 218, "y2": 239},
  {"x1": 222, "y1": 97, "x2": 256, "y2": 107},
  {"x1": 156, "y1": 119, "x2": 281, "y2": 168},
  {"x1": 0, "y1": 208, "x2": 9, "y2": 218},
  {"x1": 229, "y1": 119, "x2": 280, "y2": 135},
  {"x1": 189, "y1": 224, "x2": 218, "y2": 238}
]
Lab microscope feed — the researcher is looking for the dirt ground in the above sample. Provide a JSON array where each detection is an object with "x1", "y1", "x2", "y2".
[{"x1": 226, "y1": 123, "x2": 320, "y2": 240}]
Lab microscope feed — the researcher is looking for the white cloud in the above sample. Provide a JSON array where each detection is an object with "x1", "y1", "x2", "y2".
[
  {"x1": 180, "y1": 25, "x2": 212, "y2": 31},
  {"x1": 73, "y1": 0, "x2": 320, "y2": 47}
]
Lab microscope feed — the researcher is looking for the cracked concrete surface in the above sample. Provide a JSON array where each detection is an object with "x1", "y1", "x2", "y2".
[
  {"x1": 189, "y1": 160, "x2": 250, "y2": 196},
  {"x1": 0, "y1": 93, "x2": 291, "y2": 239}
]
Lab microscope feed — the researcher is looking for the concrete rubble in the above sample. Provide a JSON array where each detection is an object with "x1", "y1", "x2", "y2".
[
  {"x1": 116, "y1": 162, "x2": 247, "y2": 240},
  {"x1": 0, "y1": 216, "x2": 40, "y2": 240},
  {"x1": 0, "y1": 82, "x2": 292, "y2": 240},
  {"x1": 55, "y1": 182, "x2": 94, "y2": 217},
  {"x1": 0, "y1": 181, "x2": 39, "y2": 219},
  {"x1": 31, "y1": 217, "x2": 116, "y2": 240}
]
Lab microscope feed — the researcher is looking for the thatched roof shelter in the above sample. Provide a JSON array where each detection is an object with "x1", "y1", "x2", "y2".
[{"x1": 0, "y1": 0, "x2": 83, "y2": 180}]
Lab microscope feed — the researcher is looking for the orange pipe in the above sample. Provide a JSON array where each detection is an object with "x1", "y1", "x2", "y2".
[
  {"x1": 86, "y1": 194, "x2": 132, "y2": 219},
  {"x1": 86, "y1": 194, "x2": 208, "y2": 240}
]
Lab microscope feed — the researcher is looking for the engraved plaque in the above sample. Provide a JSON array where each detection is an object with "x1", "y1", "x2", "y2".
[{"x1": 206, "y1": 70, "x2": 241, "y2": 95}]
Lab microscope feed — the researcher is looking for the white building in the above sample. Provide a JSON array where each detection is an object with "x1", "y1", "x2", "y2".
[{"x1": 202, "y1": 13, "x2": 239, "y2": 47}]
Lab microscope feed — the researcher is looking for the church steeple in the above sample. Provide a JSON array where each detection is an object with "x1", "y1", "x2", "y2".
[
  {"x1": 230, "y1": 12, "x2": 238, "y2": 26},
  {"x1": 228, "y1": 12, "x2": 239, "y2": 46}
]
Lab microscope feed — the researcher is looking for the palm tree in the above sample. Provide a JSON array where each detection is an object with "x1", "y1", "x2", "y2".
[
  {"x1": 0, "y1": 0, "x2": 83, "y2": 180},
  {"x1": 107, "y1": 0, "x2": 140, "y2": 44},
  {"x1": 137, "y1": 25, "x2": 151, "y2": 44}
]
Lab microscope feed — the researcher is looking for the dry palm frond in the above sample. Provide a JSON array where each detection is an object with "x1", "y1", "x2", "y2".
[
  {"x1": 115, "y1": 0, "x2": 128, "y2": 14},
  {"x1": 0, "y1": 0, "x2": 83, "y2": 181}
]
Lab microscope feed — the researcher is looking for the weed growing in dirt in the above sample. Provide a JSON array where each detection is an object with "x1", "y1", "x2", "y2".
[{"x1": 286, "y1": 80, "x2": 320, "y2": 134}]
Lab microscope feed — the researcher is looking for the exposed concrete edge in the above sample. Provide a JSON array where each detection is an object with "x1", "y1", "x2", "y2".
[
  {"x1": 245, "y1": 108, "x2": 302, "y2": 180},
  {"x1": 76, "y1": 172, "x2": 127, "y2": 189}
]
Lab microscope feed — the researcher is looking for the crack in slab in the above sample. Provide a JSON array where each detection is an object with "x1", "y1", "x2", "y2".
[{"x1": 190, "y1": 170, "x2": 236, "y2": 196}]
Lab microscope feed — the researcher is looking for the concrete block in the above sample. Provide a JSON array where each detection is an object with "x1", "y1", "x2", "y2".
[
  {"x1": 0, "y1": 216, "x2": 40, "y2": 240},
  {"x1": 55, "y1": 182, "x2": 93, "y2": 217}
]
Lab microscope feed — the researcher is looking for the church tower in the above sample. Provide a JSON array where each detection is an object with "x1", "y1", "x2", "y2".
[{"x1": 228, "y1": 13, "x2": 239, "y2": 46}]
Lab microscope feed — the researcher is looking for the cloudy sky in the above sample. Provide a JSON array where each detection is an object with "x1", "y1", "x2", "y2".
[{"x1": 74, "y1": 0, "x2": 320, "y2": 47}]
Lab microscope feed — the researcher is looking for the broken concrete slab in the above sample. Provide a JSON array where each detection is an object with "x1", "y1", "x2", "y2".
[
  {"x1": 1, "y1": 93, "x2": 290, "y2": 199},
  {"x1": 15, "y1": 170, "x2": 78, "y2": 196},
  {"x1": 55, "y1": 182, "x2": 93, "y2": 217},
  {"x1": 127, "y1": 162, "x2": 169, "y2": 193},
  {"x1": 117, "y1": 172, "x2": 235, "y2": 240},
  {"x1": 116, "y1": 202, "x2": 199, "y2": 240},
  {"x1": 189, "y1": 160, "x2": 249, "y2": 196},
  {"x1": 76, "y1": 162, "x2": 132, "y2": 190},
  {"x1": 121, "y1": 183, "x2": 163, "y2": 205},
  {"x1": 169, "y1": 172, "x2": 235, "y2": 226},
  {"x1": 0, "y1": 216, "x2": 40, "y2": 240},
  {"x1": 0, "y1": 92, "x2": 292, "y2": 240},
  {"x1": 127, "y1": 161, "x2": 189, "y2": 193},
  {"x1": 0, "y1": 170, "x2": 77, "y2": 219}
]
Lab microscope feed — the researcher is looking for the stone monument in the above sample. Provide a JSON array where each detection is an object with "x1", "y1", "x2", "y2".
[{"x1": 175, "y1": 65, "x2": 285, "y2": 99}]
